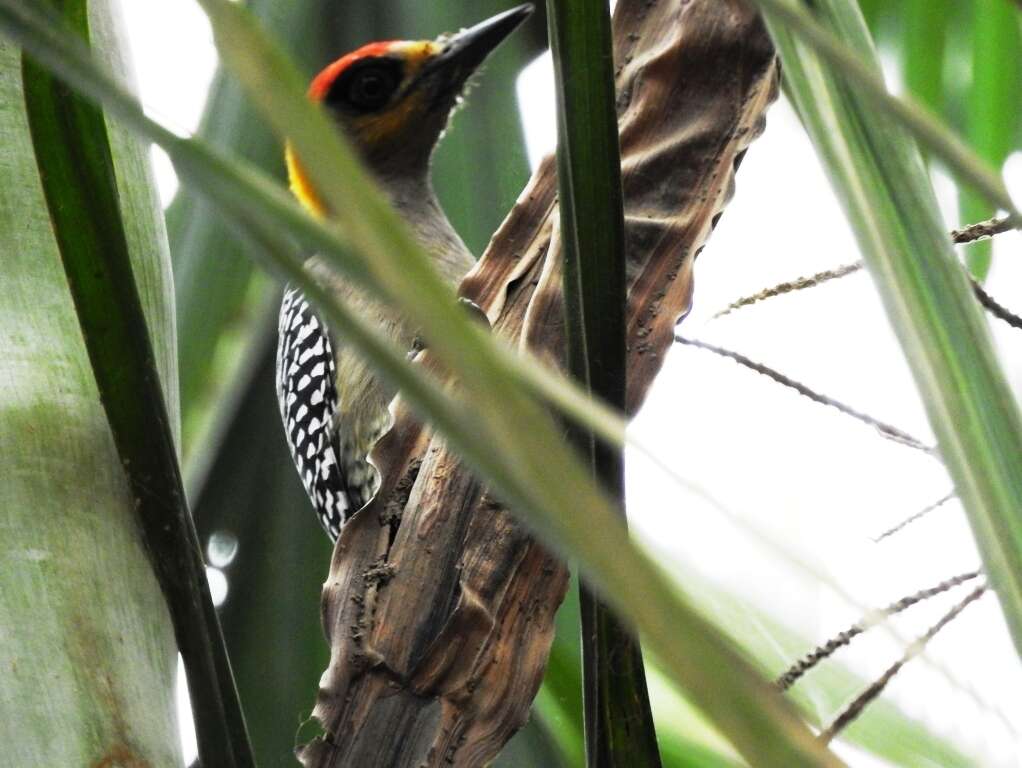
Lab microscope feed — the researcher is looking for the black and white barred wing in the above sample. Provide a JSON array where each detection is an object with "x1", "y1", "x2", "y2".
[{"x1": 275, "y1": 287, "x2": 350, "y2": 541}]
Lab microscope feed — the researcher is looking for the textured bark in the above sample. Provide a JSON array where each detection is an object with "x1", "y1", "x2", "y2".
[{"x1": 299, "y1": 1, "x2": 778, "y2": 765}]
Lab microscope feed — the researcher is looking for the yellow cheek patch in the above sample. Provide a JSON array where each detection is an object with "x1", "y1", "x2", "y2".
[{"x1": 285, "y1": 142, "x2": 327, "y2": 219}]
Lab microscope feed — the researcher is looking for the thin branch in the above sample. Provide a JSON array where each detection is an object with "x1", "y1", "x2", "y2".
[
  {"x1": 819, "y1": 584, "x2": 987, "y2": 745},
  {"x1": 776, "y1": 570, "x2": 982, "y2": 691},
  {"x1": 972, "y1": 279, "x2": 1022, "y2": 331},
  {"x1": 712, "y1": 214, "x2": 1016, "y2": 320},
  {"x1": 712, "y1": 262, "x2": 863, "y2": 318},
  {"x1": 674, "y1": 335, "x2": 935, "y2": 454},
  {"x1": 871, "y1": 491, "x2": 956, "y2": 543},
  {"x1": 951, "y1": 214, "x2": 1014, "y2": 244}
]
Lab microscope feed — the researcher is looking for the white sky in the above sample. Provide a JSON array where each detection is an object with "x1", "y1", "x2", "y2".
[{"x1": 123, "y1": 3, "x2": 1022, "y2": 766}]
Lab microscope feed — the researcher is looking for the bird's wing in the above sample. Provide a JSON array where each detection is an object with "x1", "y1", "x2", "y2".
[{"x1": 275, "y1": 286, "x2": 351, "y2": 541}]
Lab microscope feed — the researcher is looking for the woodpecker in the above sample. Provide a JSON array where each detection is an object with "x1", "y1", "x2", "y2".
[{"x1": 277, "y1": 5, "x2": 533, "y2": 541}]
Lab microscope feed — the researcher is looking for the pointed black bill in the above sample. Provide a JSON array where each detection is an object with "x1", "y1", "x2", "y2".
[
  {"x1": 442, "y1": 4, "x2": 534, "y2": 69},
  {"x1": 427, "y1": 4, "x2": 534, "y2": 98}
]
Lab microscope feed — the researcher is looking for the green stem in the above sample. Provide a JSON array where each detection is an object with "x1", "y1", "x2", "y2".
[{"x1": 546, "y1": 1, "x2": 661, "y2": 765}]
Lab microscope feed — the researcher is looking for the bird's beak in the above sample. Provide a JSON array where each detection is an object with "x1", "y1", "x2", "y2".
[{"x1": 427, "y1": 4, "x2": 533, "y2": 101}]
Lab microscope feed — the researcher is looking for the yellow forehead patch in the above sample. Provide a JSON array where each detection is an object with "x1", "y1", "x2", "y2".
[{"x1": 390, "y1": 40, "x2": 442, "y2": 75}]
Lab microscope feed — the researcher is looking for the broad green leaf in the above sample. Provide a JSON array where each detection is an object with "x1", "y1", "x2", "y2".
[
  {"x1": 902, "y1": 0, "x2": 950, "y2": 115},
  {"x1": 0, "y1": 1, "x2": 180, "y2": 765},
  {"x1": 0, "y1": 1, "x2": 844, "y2": 762},
  {"x1": 750, "y1": 0, "x2": 1022, "y2": 659},
  {"x1": 546, "y1": 0, "x2": 660, "y2": 764},
  {"x1": 17, "y1": 1, "x2": 252, "y2": 766},
  {"x1": 960, "y1": 0, "x2": 1021, "y2": 278},
  {"x1": 856, "y1": 0, "x2": 882, "y2": 31}
]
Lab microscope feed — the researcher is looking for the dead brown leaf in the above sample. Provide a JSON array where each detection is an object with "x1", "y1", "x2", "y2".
[{"x1": 298, "y1": 1, "x2": 778, "y2": 765}]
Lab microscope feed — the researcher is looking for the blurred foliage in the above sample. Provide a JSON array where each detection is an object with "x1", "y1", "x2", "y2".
[{"x1": 860, "y1": 0, "x2": 1022, "y2": 279}]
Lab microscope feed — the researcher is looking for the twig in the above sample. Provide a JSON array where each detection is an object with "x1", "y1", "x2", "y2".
[
  {"x1": 971, "y1": 279, "x2": 1022, "y2": 331},
  {"x1": 951, "y1": 214, "x2": 1014, "y2": 244},
  {"x1": 712, "y1": 262, "x2": 862, "y2": 319},
  {"x1": 674, "y1": 335, "x2": 935, "y2": 454},
  {"x1": 818, "y1": 584, "x2": 987, "y2": 744},
  {"x1": 776, "y1": 570, "x2": 982, "y2": 691},
  {"x1": 871, "y1": 491, "x2": 956, "y2": 543},
  {"x1": 712, "y1": 215, "x2": 1017, "y2": 320}
]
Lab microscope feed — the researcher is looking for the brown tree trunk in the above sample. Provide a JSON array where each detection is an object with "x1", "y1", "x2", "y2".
[{"x1": 298, "y1": 1, "x2": 778, "y2": 765}]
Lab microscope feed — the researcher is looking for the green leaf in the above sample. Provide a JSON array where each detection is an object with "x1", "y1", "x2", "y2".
[
  {"x1": 746, "y1": 0, "x2": 1020, "y2": 225},
  {"x1": 856, "y1": 0, "x2": 883, "y2": 31},
  {"x1": 546, "y1": 0, "x2": 660, "y2": 765},
  {"x1": 0, "y1": 2, "x2": 843, "y2": 762},
  {"x1": 960, "y1": 0, "x2": 1021, "y2": 279},
  {"x1": 902, "y1": 0, "x2": 950, "y2": 115},
  {"x1": 749, "y1": 0, "x2": 1022, "y2": 659},
  {"x1": 536, "y1": 580, "x2": 586, "y2": 768}
]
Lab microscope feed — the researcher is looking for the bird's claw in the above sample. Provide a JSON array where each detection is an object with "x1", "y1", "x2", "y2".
[
  {"x1": 459, "y1": 297, "x2": 491, "y2": 330},
  {"x1": 407, "y1": 299, "x2": 490, "y2": 360},
  {"x1": 407, "y1": 334, "x2": 427, "y2": 360}
]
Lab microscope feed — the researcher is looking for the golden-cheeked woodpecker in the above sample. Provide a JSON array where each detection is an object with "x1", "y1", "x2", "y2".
[{"x1": 276, "y1": 5, "x2": 533, "y2": 541}]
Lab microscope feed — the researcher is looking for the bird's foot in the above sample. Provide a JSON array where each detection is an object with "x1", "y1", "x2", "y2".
[
  {"x1": 407, "y1": 334, "x2": 427, "y2": 361},
  {"x1": 459, "y1": 297, "x2": 492, "y2": 330}
]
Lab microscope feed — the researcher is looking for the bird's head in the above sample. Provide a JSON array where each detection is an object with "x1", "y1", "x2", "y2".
[{"x1": 287, "y1": 4, "x2": 533, "y2": 216}]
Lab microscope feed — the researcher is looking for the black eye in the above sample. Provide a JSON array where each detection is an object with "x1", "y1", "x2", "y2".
[
  {"x1": 327, "y1": 60, "x2": 403, "y2": 113},
  {"x1": 349, "y1": 69, "x2": 395, "y2": 108}
]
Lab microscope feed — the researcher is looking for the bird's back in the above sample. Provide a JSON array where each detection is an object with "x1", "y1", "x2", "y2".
[{"x1": 277, "y1": 179, "x2": 473, "y2": 540}]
